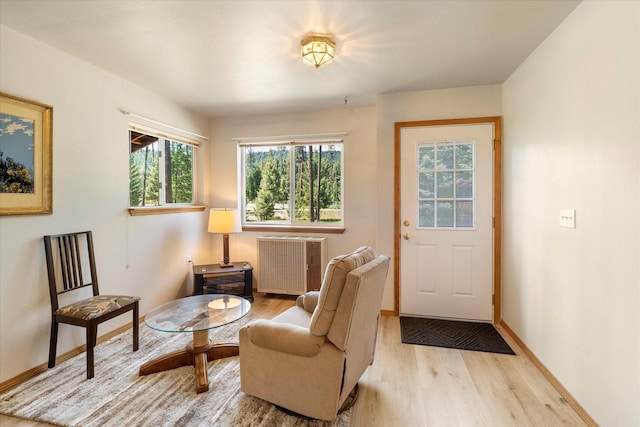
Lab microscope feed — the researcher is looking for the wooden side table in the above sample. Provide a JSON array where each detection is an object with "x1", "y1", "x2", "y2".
[{"x1": 193, "y1": 262, "x2": 253, "y2": 302}]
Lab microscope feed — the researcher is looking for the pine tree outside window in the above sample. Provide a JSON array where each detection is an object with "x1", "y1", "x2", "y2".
[
  {"x1": 129, "y1": 126, "x2": 195, "y2": 207},
  {"x1": 239, "y1": 138, "x2": 343, "y2": 227}
]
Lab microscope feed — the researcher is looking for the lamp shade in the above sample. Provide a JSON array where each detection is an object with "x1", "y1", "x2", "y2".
[
  {"x1": 301, "y1": 35, "x2": 335, "y2": 68},
  {"x1": 208, "y1": 209, "x2": 242, "y2": 234}
]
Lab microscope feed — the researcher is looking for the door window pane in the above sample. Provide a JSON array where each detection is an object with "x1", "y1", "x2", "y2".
[
  {"x1": 436, "y1": 171, "x2": 454, "y2": 198},
  {"x1": 455, "y1": 144, "x2": 473, "y2": 169},
  {"x1": 436, "y1": 145, "x2": 454, "y2": 170},
  {"x1": 436, "y1": 201, "x2": 454, "y2": 227},
  {"x1": 456, "y1": 201, "x2": 473, "y2": 227},
  {"x1": 418, "y1": 146, "x2": 435, "y2": 170},
  {"x1": 416, "y1": 141, "x2": 475, "y2": 229},
  {"x1": 418, "y1": 172, "x2": 434, "y2": 199},
  {"x1": 419, "y1": 201, "x2": 435, "y2": 228},
  {"x1": 455, "y1": 171, "x2": 473, "y2": 198}
]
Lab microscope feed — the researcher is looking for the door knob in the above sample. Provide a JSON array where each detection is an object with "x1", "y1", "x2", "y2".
[
  {"x1": 403, "y1": 220, "x2": 410, "y2": 227},
  {"x1": 402, "y1": 233, "x2": 410, "y2": 240}
]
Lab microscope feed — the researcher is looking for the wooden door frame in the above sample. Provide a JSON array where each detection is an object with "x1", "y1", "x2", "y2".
[{"x1": 394, "y1": 116, "x2": 502, "y2": 324}]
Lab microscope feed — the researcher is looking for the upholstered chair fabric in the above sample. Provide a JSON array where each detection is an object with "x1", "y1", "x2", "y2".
[
  {"x1": 296, "y1": 291, "x2": 319, "y2": 313},
  {"x1": 309, "y1": 246, "x2": 377, "y2": 336},
  {"x1": 56, "y1": 295, "x2": 140, "y2": 321},
  {"x1": 239, "y1": 247, "x2": 390, "y2": 421}
]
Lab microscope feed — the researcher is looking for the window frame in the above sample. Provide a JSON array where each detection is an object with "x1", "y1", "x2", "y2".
[
  {"x1": 128, "y1": 123, "x2": 205, "y2": 216},
  {"x1": 237, "y1": 135, "x2": 346, "y2": 232}
]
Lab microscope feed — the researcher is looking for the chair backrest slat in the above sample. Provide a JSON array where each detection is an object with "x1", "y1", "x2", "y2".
[
  {"x1": 44, "y1": 231, "x2": 99, "y2": 310},
  {"x1": 72, "y1": 234, "x2": 85, "y2": 290},
  {"x1": 59, "y1": 235, "x2": 71, "y2": 290},
  {"x1": 58, "y1": 234, "x2": 83, "y2": 290}
]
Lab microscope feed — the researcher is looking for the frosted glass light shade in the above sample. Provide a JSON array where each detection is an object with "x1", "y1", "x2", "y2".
[{"x1": 301, "y1": 35, "x2": 335, "y2": 68}]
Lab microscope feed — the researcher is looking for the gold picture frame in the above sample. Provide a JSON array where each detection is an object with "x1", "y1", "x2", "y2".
[{"x1": 0, "y1": 92, "x2": 52, "y2": 215}]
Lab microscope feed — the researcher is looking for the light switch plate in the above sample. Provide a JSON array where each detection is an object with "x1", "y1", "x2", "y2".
[{"x1": 560, "y1": 209, "x2": 576, "y2": 228}]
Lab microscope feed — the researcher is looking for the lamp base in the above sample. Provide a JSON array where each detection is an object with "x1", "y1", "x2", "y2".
[{"x1": 220, "y1": 233, "x2": 233, "y2": 268}]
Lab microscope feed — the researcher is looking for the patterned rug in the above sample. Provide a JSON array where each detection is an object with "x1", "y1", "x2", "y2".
[
  {"x1": 0, "y1": 316, "x2": 350, "y2": 426},
  {"x1": 400, "y1": 317, "x2": 515, "y2": 355}
]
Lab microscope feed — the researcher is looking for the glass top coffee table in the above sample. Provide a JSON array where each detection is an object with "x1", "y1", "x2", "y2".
[{"x1": 139, "y1": 294, "x2": 251, "y2": 393}]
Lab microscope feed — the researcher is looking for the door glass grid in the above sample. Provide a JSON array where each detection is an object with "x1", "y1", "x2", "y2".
[{"x1": 417, "y1": 141, "x2": 475, "y2": 228}]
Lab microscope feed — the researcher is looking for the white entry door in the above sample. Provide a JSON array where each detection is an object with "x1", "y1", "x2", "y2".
[{"x1": 400, "y1": 123, "x2": 494, "y2": 321}]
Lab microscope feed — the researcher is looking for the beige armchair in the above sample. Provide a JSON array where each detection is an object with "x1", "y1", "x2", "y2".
[{"x1": 239, "y1": 247, "x2": 390, "y2": 421}]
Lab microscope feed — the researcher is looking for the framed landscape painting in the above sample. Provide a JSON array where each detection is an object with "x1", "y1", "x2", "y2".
[{"x1": 0, "y1": 92, "x2": 52, "y2": 215}]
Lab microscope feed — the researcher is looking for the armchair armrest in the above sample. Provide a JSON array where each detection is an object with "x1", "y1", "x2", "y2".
[
  {"x1": 296, "y1": 291, "x2": 320, "y2": 313},
  {"x1": 244, "y1": 319, "x2": 326, "y2": 357}
]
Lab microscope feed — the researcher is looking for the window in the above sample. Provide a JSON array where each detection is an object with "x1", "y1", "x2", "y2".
[
  {"x1": 417, "y1": 140, "x2": 475, "y2": 228},
  {"x1": 240, "y1": 140, "x2": 343, "y2": 227},
  {"x1": 129, "y1": 126, "x2": 195, "y2": 207}
]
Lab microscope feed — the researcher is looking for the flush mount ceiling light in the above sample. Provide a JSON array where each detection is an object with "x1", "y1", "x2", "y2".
[{"x1": 301, "y1": 34, "x2": 335, "y2": 68}]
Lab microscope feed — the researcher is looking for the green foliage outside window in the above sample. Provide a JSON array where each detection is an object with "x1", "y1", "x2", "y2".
[
  {"x1": 129, "y1": 130, "x2": 194, "y2": 207},
  {"x1": 243, "y1": 143, "x2": 342, "y2": 225},
  {"x1": 165, "y1": 140, "x2": 193, "y2": 204}
]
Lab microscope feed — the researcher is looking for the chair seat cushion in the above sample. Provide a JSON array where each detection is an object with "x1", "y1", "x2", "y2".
[{"x1": 56, "y1": 295, "x2": 139, "y2": 320}]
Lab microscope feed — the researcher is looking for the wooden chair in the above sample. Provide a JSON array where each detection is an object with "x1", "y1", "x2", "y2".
[{"x1": 44, "y1": 231, "x2": 140, "y2": 379}]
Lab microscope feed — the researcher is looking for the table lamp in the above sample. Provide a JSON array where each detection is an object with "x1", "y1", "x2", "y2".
[{"x1": 208, "y1": 208, "x2": 242, "y2": 268}]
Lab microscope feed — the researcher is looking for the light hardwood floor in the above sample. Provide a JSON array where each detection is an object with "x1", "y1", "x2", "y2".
[
  {"x1": 351, "y1": 315, "x2": 586, "y2": 426},
  {"x1": 0, "y1": 293, "x2": 587, "y2": 426}
]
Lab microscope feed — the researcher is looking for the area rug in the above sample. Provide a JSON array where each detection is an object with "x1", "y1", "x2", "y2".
[
  {"x1": 400, "y1": 316, "x2": 515, "y2": 355},
  {"x1": 0, "y1": 316, "x2": 350, "y2": 427}
]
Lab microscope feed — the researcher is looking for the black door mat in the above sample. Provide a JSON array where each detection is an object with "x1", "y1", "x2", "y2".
[{"x1": 400, "y1": 316, "x2": 515, "y2": 355}]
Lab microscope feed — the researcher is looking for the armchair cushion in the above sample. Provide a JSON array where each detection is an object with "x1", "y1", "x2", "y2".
[
  {"x1": 243, "y1": 319, "x2": 326, "y2": 357},
  {"x1": 296, "y1": 291, "x2": 320, "y2": 313},
  {"x1": 309, "y1": 246, "x2": 377, "y2": 336}
]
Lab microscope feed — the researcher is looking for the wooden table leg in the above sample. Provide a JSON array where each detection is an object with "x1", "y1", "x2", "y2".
[
  {"x1": 139, "y1": 330, "x2": 241, "y2": 394},
  {"x1": 139, "y1": 348, "x2": 190, "y2": 375},
  {"x1": 206, "y1": 342, "x2": 240, "y2": 360},
  {"x1": 193, "y1": 330, "x2": 210, "y2": 393},
  {"x1": 139, "y1": 331, "x2": 211, "y2": 382},
  {"x1": 194, "y1": 353, "x2": 209, "y2": 393}
]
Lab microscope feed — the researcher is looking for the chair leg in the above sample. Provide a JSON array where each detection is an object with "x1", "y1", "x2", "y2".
[
  {"x1": 92, "y1": 323, "x2": 98, "y2": 347},
  {"x1": 48, "y1": 320, "x2": 58, "y2": 368},
  {"x1": 133, "y1": 302, "x2": 139, "y2": 352},
  {"x1": 86, "y1": 324, "x2": 97, "y2": 379}
]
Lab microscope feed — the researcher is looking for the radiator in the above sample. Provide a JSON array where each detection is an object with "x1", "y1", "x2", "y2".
[{"x1": 257, "y1": 236, "x2": 326, "y2": 295}]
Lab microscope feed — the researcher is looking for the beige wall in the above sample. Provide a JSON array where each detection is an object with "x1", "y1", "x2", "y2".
[
  {"x1": 375, "y1": 85, "x2": 502, "y2": 310},
  {"x1": 207, "y1": 86, "x2": 503, "y2": 312},
  {"x1": 502, "y1": 2, "x2": 640, "y2": 426},
  {"x1": 0, "y1": 26, "x2": 211, "y2": 382},
  {"x1": 208, "y1": 107, "x2": 378, "y2": 276}
]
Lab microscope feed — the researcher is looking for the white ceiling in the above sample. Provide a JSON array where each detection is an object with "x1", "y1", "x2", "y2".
[{"x1": 0, "y1": 0, "x2": 580, "y2": 118}]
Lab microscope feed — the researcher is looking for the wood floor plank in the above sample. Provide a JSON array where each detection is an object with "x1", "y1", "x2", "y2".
[
  {"x1": 350, "y1": 315, "x2": 587, "y2": 427},
  {"x1": 461, "y1": 351, "x2": 529, "y2": 425},
  {"x1": 0, "y1": 294, "x2": 589, "y2": 426}
]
